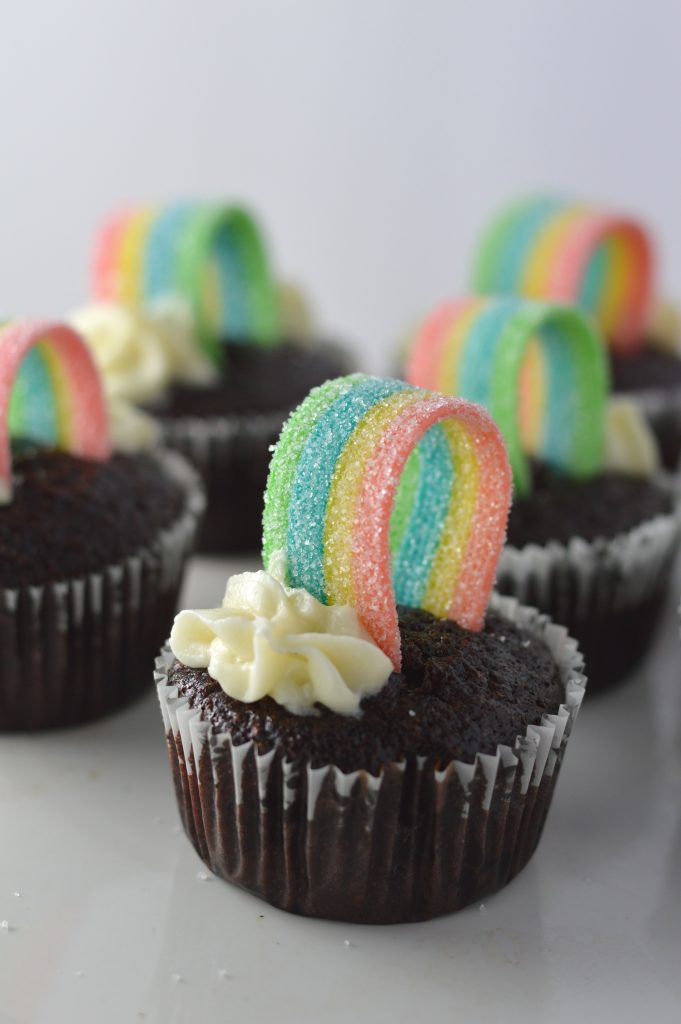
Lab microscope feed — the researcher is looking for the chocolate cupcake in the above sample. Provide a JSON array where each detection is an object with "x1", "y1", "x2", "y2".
[
  {"x1": 470, "y1": 194, "x2": 681, "y2": 470},
  {"x1": 0, "y1": 320, "x2": 203, "y2": 731},
  {"x1": 405, "y1": 297, "x2": 681, "y2": 692},
  {"x1": 157, "y1": 374, "x2": 586, "y2": 923},
  {"x1": 77, "y1": 203, "x2": 353, "y2": 554}
]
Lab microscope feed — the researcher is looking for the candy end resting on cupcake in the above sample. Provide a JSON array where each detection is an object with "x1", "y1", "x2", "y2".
[
  {"x1": 0, "y1": 320, "x2": 111, "y2": 503},
  {"x1": 406, "y1": 297, "x2": 609, "y2": 495},
  {"x1": 91, "y1": 202, "x2": 281, "y2": 367},
  {"x1": 170, "y1": 373, "x2": 512, "y2": 710},
  {"x1": 470, "y1": 195, "x2": 654, "y2": 354}
]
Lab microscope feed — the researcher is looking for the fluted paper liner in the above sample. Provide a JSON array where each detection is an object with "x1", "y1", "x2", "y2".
[
  {"x1": 156, "y1": 594, "x2": 585, "y2": 924},
  {"x1": 0, "y1": 449, "x2": 204, "y2": 731},
  {"x1": 497, "y1": 473, "x2": 681, "y2": 692}
]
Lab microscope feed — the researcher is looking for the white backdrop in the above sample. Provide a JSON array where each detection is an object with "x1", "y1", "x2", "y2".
[{"x1": 1, "y1": 0, "x2": 679, "y2": 370}]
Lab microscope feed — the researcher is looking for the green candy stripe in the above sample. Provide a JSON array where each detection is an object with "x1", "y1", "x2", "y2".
[
  {"x1": 175, "y1": 204, "x2": 280, "y2": 363},
  {"x1": 487, "y1": 302, "x2": 609, "y2": 494},
  {"x1": 262, "y1": 375, "x2": 360, "y2": 568}
]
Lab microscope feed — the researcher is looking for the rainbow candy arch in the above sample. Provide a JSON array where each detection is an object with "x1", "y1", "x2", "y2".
[
  {"x1": 405, "y1": 297, "x2": 609, "y2": 496},
  {"x1": 92, "y1": 202, "x2": 280, "y2": 364},
  {"x1": 262, "y1": 374, "x2": 511, "y2": 669},
  {"x1": 0, "y1": 320, "x2": 111, "y2": 503},
  {"x1": 471, "y1": 197, "x2": 654, "y2": 353}
]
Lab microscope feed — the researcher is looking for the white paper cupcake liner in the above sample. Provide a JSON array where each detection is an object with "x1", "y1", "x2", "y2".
[
  {"x1": 156, "y1": 593, "x2": 585, "y2": 924},
  {"x1": 0, "y1": 449, "x2": 204, "y2": 731},
  {"x1": 497, "y1": 473, "x2": 681, "y2": 691}
]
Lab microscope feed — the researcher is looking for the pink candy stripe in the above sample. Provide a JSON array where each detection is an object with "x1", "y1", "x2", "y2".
[
  {"x1": 549, "y1": 213, "x2": 653, "y2": 352},
  {"x1": 405, "y1": 298, "x2": 476, "y2": 389},
  {"x1": 352, "y1": 396, "x2": 510, "y2": 669},
  {"x1": 0, "y1": 321, "x2": 111, "y2": 500},
  {"x1": 92, "y1": 210, "x2": 133, "y2": 300},
  {"x1": 447, "y1": 407, "x2": 512, "y2": 629}
]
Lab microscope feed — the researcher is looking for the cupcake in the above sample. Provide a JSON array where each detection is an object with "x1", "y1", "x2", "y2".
[
  {"x1": 471, "y1": 195, "x2": 681, "y2": 469},
  {"x1": 157, "y1": 373, "x2": 585, "y2": 923},
  {"x1": 75, "y1": 202, "x2": 352, "y2": 554},
  {"x1": 405, "y1": 297, "x2": 681, "y2": 692},
  {"x1": 0, "y1": 320, "x2": 204, "y2": 731}
]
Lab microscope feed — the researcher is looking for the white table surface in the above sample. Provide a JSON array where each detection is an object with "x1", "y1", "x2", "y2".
[{"x1": 1, "y1": 555, "x2": 680, "y2": 1024}]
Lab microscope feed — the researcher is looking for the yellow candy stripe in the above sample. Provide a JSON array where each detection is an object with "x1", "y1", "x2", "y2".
[
  {"x1": 437, "y1": 298, "x2": 488, "y2": 395},
  {"x1": 518, "y1": 337, "x2": 546, "y2": 455},
  {"x1": 598, "y1": 233, "x2": 630, "y2": 341},
  {"x1": 40, "y1": 340, "x2": 74, "y2": 449},
  {"x1": 116, "y1": 207, "x2": 156, "y2": 305},
  {"x1": 522, "y1": 206, "x2": 585, "y2": 298}
]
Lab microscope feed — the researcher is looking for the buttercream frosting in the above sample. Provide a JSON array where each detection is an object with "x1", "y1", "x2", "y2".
[
  {"x1": 107, "y1": 398, "x2": 160, "y2": 453},
  {"x1": 603, "y1": 397, "x2": 659, "y2": 476},
  {"x1": 647, "y1": 297, "x2": 681, "y2": 356},
  {"x1": 277, "y1": 281, "x2": 313, "y2": 343},
  {"x1": 169, "y1": 568, "x2": 393, "y2": 715},
  {"x1": 71, "y1": 300, "x2": 217, "y2": 405}
]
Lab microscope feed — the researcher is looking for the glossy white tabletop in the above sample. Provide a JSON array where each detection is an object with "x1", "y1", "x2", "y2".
[{"x1": 1, "y1": 556, "x2": 680, "y2": 1024}]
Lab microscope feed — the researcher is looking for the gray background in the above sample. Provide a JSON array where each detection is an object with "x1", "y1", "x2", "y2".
[{"x1": 1, "y1": 0, "x2": 679, "y2": 369}]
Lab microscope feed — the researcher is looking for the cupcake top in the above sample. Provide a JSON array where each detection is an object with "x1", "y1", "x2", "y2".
[
  {"x1": 0, "y1": 319, "x2": 187, "y2": 588},
  {"x1": 471, "y1": 194, "x2": 681, "y2": 373},
  {"x1": 92, "y1": 203, "x2": 280, "y2": 361},
  {"x1": 470, "y1": 195, "x2": 654, "y2": 353},
  {"x1": 75, "y1": 203, "x2": 339, "y2": 412},
  {"x1": 166, "y1": 373, "x2": 580, "y2": 774},
  {"x1": 405, "y1": 296, "x2": 673, "y2": 546},
  {"x1": 170, "y1": 372, "x2": 521, "y2": 718},
  {"x1": 168, "y1": 604, "x2": 563, "y2": 772}
]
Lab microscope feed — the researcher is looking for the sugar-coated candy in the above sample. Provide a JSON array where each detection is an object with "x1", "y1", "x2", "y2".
[
  {"x1": 406, "y1": 297, "x2": 608, "y2": 495},
  {"x1": 92, "y1": 202, "x2": 280, "y2": 362},
  {"x1": 471, "y1": 196, "x2": 653, "y2": 352},
  {"x1": 262, "y1": 374, "x2": 511, "y2": 669},
  {"x1": 0, "y1": 321, "x2": 111, "y2": 503}
]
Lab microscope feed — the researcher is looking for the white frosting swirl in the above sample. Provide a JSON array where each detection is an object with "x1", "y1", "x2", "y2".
[
  {"x1": 71, "y1": 303, "x2": 169, "y2": 403},
  {"x1": 169, "y1": 570, "x2": 393, "y2": 715},
  {"x1": 603, "y1": 397, "x2": 659, "y2": 476},
  {"x1": 146, "y1": 296, "x2": 218, "y2": 385},
  {"x1": 647, "y1": 297, "x2": 681, "y2": 355},
  {"x1": 107, "y1": 398, "x2": 160, "y2": 452},
  {"x1": 277, "y1": 280, "x2": 314, "y2": 342},
  {"x1": 70, "y1": 300, "x2": 217, "y2": 405}
]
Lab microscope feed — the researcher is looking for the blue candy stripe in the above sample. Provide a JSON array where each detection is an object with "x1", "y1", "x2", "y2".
[
  {"x1": 287, "y1": 377, "x2": 409, "y2": 603},
  {"x1": 143, "y1": 203, "x2": 196, "y2": 302},
  {"x1": 540, "y1": 321, "x2": 577, "y2": 468},
  {"x1": 496, "y1": 197, "x2": 563, "y2": 292},
  {"x1": 391, "y1": 422, "x2": 454, "y2": 608},
  {"x1": 9, "y1": 345, "x2": 58, "y2": 445},
  {"x1": 458, "y1": 298, "x2": 519, "y2": 408}
]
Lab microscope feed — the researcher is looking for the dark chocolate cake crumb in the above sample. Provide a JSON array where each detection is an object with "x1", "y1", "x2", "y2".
[
  {"x1": 507, "y1": 464, "x2": 672, "y2": 548},
  {"x1": 610, "y1": 343, "x2": 681, "y2": 393},
  {"x1": 167, "y1": 607, "x2": 564, "y2": 774},
  {"x1": 0, "y1": 447, "x2": 186, "y2": 587},
  {"x1": 149, "y1": 339, "x2": 351, "y2": 418}
]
